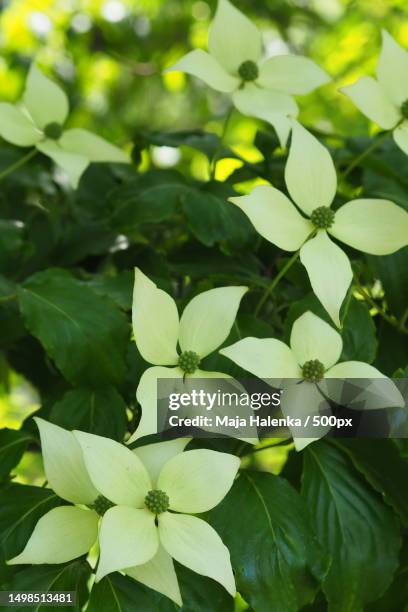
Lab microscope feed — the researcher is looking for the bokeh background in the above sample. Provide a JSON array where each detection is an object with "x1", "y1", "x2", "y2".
[
  {"x1": 0, "y1": 0, "x2": 407, "y2": 482},
  {"x1": 0, "y1": 0, "x2": 407, "y2": 175}
]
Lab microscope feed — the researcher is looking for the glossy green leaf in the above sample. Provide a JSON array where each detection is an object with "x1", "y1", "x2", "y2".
[
  {"x1": 333, "y1": 439, "x2": 408, "y2": 526},
  {"x1": 50, "y1": 387, "x2": 127, "y2": 441},
  {"x1": 2, "y1": 560, "x2": 91, "y2": 611},
  {"x1": 0, "y1": 429, "x2": 34, "y2": 482},
  {"x1": 302, "y1": 441, "x2": 401, "y2": 611},
  {"x1": 208, "y1": 470, "x2": 328, "y2": 612},
  {"x1": 18, "y1": 269, "x2": 129, "y2": 387}
]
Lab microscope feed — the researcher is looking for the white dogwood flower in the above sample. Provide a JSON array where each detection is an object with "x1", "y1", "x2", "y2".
[
  {"x1": 8, "y1": 420, "x2": 238, "y2": 605},
  {"x1": 230, "y1": 121, "x2": 408, "y2": 326},
  {"x1": 341, "y1": 31, "x2": 408, "y2": 155},
  {"x1": 129, "y1": 268, "x2": 247, "y2": 441},
  {"x1": 220, "y1": 311, "x2": 404, "y2": 450},
  {"x1": 74, "y1": 430, "x2": 239, "y2": 602},
  {"x1": 166, "y1": 0, "x2": 329, "y2": 146},
  {"x1": 0, "y1": 65, "x2": 129, "y2": 187}
]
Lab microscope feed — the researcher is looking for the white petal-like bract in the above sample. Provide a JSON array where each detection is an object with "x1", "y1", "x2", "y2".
[
  {"x1": 97, "y1": 506, "x2": 158, "y2": 581},
  {"x1": 208, "y1": 0, "x2": 261, "y2": 74},
  {"x1": 7, "y1": 506, "x2": 98, "y2": 565},
  {"x1": 285, "y1": 122, "x2": 337, "y2": 215},
  {"x1": 23, "y1": 65, "x2": 69, "y2": 129},
  {"x1": 35, "y1": 417, "x2": 98, "y2": 505},
  {"x1": 159, "y1": 512, "x2": 236, "y2": 596},
  {"x1": 133, "y1": 438, "x2": 190, "y2": 485},
  {"x1": 0, "y1": 103, "x2": 41, "y2": 146},
  {"x1": 166, "y1": 49, "x2": 239, "y2": 92},
  {"x1": 220, "y1": 337, "x2": 301, "y2": 379},
  {"x1": 393, "y1": 121, "x2": 408, "y2": 155},
  {"x1": 129, "y1": 365, "x2": 182, "y2": 443},
  {"x1": 230, "y1": 185, "x2": 313, "y2": 252},
  {"x1": 330, "y1": 199, "x2": 408, "y2": 255},
  {"x1": 60, "y1": 128, "x2": 129, "y2": 163},
  {"x1": 232, "y1": 84, "x2": 298, "y2": 146},
  {"x1": 258, "y1": 55, "x2": 330, "y2": 95},
  {"x1": 36, "y1": 140, "x2": 89, "y2": 188},
  {"x1": 126, "y1": 546, "x2": 182, "y2": 607},
  {"x1": 178, "y1": 286, "x2": 247, "y2": 358},
  {"x1": 132, "y1": 268, "x2": 179, "y2": 366},
  {"x1": 290, "y1": 311, "x2": 342, "y2": 370},
  {"x1": 341, "y1": 76, "x2": 400, "y2": 130},
  {"x1": 377, "y1": 30, "x2": 408, "y2": 107},
  {"x1": 300, "y1": 232, "x2": 352, "y2": 327},
  {"x1": 74, "y1": 430, "x2": 151, "y2": 506},
  {"x1": 157, "y1": 449, "x2": 239, "y2": 513}
]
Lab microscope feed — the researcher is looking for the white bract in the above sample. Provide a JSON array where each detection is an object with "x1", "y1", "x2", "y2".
[
  {"x1": 0, "y1": 65, "x2": 129, "y2": 187},
  {"x1": 230, "y1": 121, "x2": 408, "y2": 326},
  {"x1": 130, "y1": 268, "x2": 248, "y2": 441},
  {"x1": 341, "y1": 31, "x2": 408, "y2": 155},
  {"x1": 220, "y1": 311, "x2": 404, "y2": 450},
  {"x1": 7, "y1": 418, "x2": 100, "y2": 566},
  {"x1": 166, "y1": 0, "x2": 329, "y2": 146},
  {"x1": 75, "y1": 431, "x2": 239, "y2": 603}
]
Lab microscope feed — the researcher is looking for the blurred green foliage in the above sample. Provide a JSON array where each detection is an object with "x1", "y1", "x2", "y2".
[{"x1": 1, "y1": 0, "x2": 407, "y2": 168}]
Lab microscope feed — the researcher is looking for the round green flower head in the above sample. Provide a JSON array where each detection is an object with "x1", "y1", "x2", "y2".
[
  {"x1": 401, "y1": 99, "x2": 408, "y2": 119},
  {"x1": 302, "y1": 359, "x2": 325, "y2": 382},
  {"x1": 178, "y1": 350, "x2": 200, "y2": 374},
  {"x1": 43, "y1": 122, "x2": 63, "y2": 140},
  {"x1": 89, "y1": 495, "x2": 115, "y2": 516},
  {"x1": 144, "y1": 489, "x2": 170, "y2": 514},
  {"x1": 310, "y1": 206, "x2": 335, "y2": 230},
  {"x1": 238, "y1": 60, "x2": 259, "y2": 82}
]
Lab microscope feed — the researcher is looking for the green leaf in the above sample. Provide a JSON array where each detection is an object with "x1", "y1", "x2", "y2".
[
  {"x1": 87, "y1": 573, "x2": 171, "y2": 612},
  {"x1": 0, "y1": 483, "x2": 63, "y2": 566},
  {"x1": 333, "y1": 439, "x2": 408, "y2": 527},
  {"x1": 88, "y1": 271, "x2": 133, "y2": 311},
  {"x1": 366, "y1": 538, "x2": 408, "y2": 612},
  {"x1": 50, "y1": 387, "x2": 128, "y2": 441},
  {"x1": 208, "y1": 470, "x2": 328, "y2": 612},
  {"x1": 175, "y1": 563, "x2": 234, "y2": 612},
  {"x1": 340, "y1": 298, "x2": 378, "y2": 363},
  {"x1": 88, "y1": 565, "x2": 233, "y2": 612},
  {"x1": 110, "y1": 169, "x2": 188, "y2": 230},
  {"x1": 0, "y1": 429, "x2": 34, "y2": 482},
  {"x1": 18, "y1": 269, "x2": 129, "y2": 387},
  {"x1": 182, "y1": 182, "x2": 254, "y2": 248},
  {"x1": 2, "y1": 561, "x2": 91, "y2": 611},
  {"x1": 302, "y1": 441, "x2": 401, "y2": 612}
]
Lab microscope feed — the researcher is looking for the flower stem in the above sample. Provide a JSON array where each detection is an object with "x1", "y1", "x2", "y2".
[
  {"x1": 254, "y1": 249, "x2": 300, "y2": 317},
  {"x1": 341, "y1": 131, "x2": 390, "y2": 178},
  {"x1": 0, "y1": 148, "x2": 38, "y2": 182},
  {"x1": 209, "y1": 106, "x2": 234, "y2": 180}
]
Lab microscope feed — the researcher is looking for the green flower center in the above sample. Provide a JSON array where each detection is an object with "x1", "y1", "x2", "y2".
[
  {"x1": 144, "y1": 489, "x2": 170, "y2": 514},
  {"x1": 310, "y1": 206, "x2": 335, "y2": 229},
  {"x1": 401, "y1": 99, "x2": 408, "y2": 119},
  {"x1": 302, "y1": 359, "x2": 325, "y2": 382},
  {"x1": 43, "y1": 122, "x2": 63, "y2": 140},
  {"x1": 88, "y1": 495, "x2": 115, "y2": 516},
  {"x1": 238, "y1": 60, "x2": 259, "y2": 82},
  {"x1": 178, "y1": 350, "x2": 200, "y2": 374}
]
